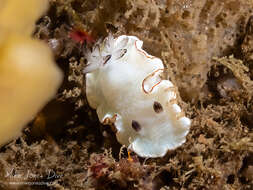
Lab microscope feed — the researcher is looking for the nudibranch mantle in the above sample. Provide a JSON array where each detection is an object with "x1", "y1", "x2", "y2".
[{"x1": 84, "y1": 35, "x2": 191, "y2": 158}]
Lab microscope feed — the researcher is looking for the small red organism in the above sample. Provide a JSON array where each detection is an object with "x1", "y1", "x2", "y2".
[
  {"x1": 90, "y1": 163, "x2": 108, "y2": 178},
  {"x1": 89, "y1": 153, "x2": 112, "y2": 179},
  {"x1": 69, "y1": 28, "x2": 95, "y2": 44}
]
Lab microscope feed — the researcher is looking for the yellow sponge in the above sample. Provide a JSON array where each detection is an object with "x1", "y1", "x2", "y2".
[
  {"x1": 0, "y1": 0, "x2": 48, "y2": 35},
  {"x1": 0, "y1": 0, "x2": 63, "y2": 146}
]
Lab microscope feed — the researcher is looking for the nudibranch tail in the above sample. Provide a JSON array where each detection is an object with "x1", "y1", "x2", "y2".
[{"x1": 85, "y1": 34, "x2": 191, "y2": 158}]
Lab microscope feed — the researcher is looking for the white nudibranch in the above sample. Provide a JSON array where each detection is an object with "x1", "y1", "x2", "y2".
[{"x1": 84, "y1": 35, "x2": 191, "y2": 158}]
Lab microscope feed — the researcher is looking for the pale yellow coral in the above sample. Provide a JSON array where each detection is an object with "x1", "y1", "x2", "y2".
[
  {"x1": 0, "y1": 0, "x2": 48, "y2": 35},
  {"x1": 0, "y1": 0, "x2": 63, "y2": 146}
]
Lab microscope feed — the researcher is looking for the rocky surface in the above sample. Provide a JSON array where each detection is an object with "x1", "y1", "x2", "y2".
[{"x1": 0, "y1": 0, "x2": 252, "y2": 189}]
